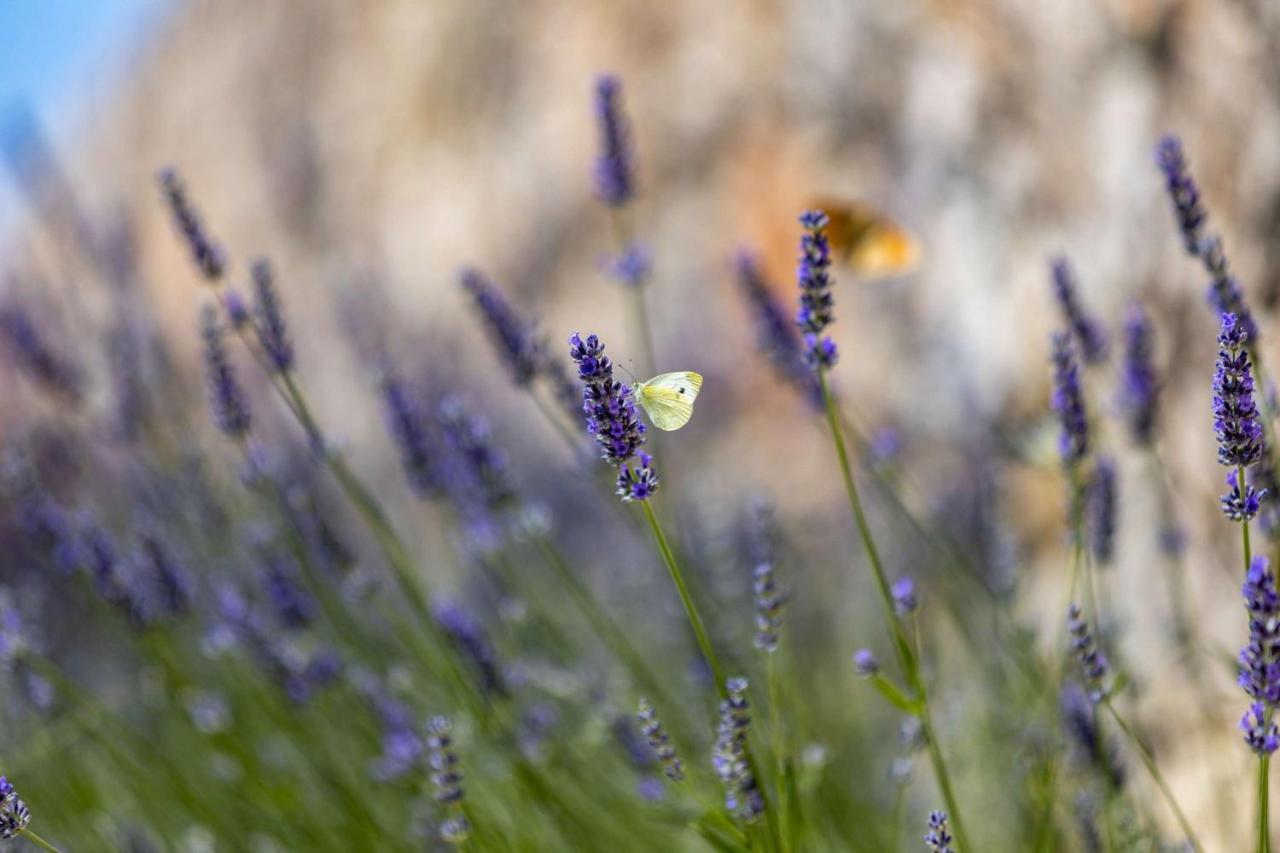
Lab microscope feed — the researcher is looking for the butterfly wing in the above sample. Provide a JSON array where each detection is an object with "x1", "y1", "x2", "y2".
[{"x1": 636, "y1": 371, "x2": 702, "y2": 431}]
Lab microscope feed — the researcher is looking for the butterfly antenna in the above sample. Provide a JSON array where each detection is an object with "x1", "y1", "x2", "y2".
[{"x1": 618, "y1": 360, "x2": 638, "y2": 383}]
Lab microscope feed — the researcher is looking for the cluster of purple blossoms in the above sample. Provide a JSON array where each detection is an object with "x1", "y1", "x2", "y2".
[
  {"x1": 1067, "y1": 604, "x2": 1109, "y2": 703},
  {"x1": 200, "y1": 304, "x2": 252, "y2": 439},
  {"x1": 1049, "y1": 257, "x2": 1108, "y2": 364},
  {"x1": 1240, "y1": 556, "x2": 1280, "y2": 754},
  {"x1": 637, "y1": 697, "x2": 684, "y2": 782},
  {"x1": 434, "y1": 601, "x2": 507, "y2": 697},
  {"x1": 795, "y1": 211, "x2": 838, "y2": 369},
  {"x1": 592, "y1": 75, "x2": 636, "y2": 207},
  {"x1": 1051, "y1": 332, "x2": 1089, "y2": 468},
  {"x1": 460, "y1": 269, "x2": 542, "y2": 386},
  {"x1": 1119, "y1": 302, "x2": 1159, "y2": 446},
  {"x1": 212, "y1": 586, "x2": 341, "y2": 703},
  {"x1": 250, "y1": 259, "x2": 293, "y2": 373},
  {"x1": 1223, "y1": 469, "x2": 1267, "y2": 522},
  {"x1": 713, "y1": 677, "x2": 764, "y2": 823},
  {"x1": 0, "y1": 776, "x2": 30, "y2": 840},
  {"x1": 568, "y1": 332, "x2": 658, "y2": 501},
  {"x1": 379, "y1": 367, "x2": 441, "y2": 500},
  {"x1": 426, "y1": 716, "x2": 470, "y2": 845},
  {"x1": 924, "y1": 810, "x2": 954, "y2": 853},
  {"x1": 1213, "y1": 313, "x2": 1265, "y2": 471},
  {"x1": 1155, "y1": 136, "x2": 1258, "y2": 342},
  {"x1": 351, "y1": 669, "x2": 425, "y2": 782},
  {"x1": 1088, "y1": 457, "x2": 1117, "y2": 565},
  {"x1": 437, "y1": 395, "x2": 516, "y2": 513},
  {"x1": 157, "y1": 167, "x2": 225, "y2": 281}
]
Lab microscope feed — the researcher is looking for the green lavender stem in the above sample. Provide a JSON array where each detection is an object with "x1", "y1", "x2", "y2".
[
  {"x1": 1100, "y1": 698, "x2": 1203, "y2": 852},
  {"x1": 23, "y1": 829, "x2": 63, "y2": 853},
  {"x1": 1262, "y1": 755, "x2": 1272, "y2": 853},
  {"x1": 816, "y1": 369, "x2": 971, "y2": 851}
]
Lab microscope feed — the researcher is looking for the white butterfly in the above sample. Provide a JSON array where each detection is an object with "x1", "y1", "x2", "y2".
[{"x1": 632, "y1": 372, "x2": 703, "y2": 431}]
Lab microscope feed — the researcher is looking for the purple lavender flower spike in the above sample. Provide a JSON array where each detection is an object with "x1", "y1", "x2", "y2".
[
  {"x1": 1050, "y1": 257, "x2": 1108, "y2": 363},
  {"x1": 1242, "y1": 703, "x2": 1279, "y2": 756},
  {"x1": 637, "y1": 697, "x2": 684, "y2": 782},
  {"x1": 1202, "y1": 235, "x2": 1259, "y2": 343},
  {"x1": 157, "y1": 167, "x2": 225, "y2": 281},
  {"x1": 251, "y1": 258, "x2": 293, "y2": 373},
  {"x1": 0, "y1": 304, "x2": 82, "y2": 400},
  {"x1": 853, "y1": 648, "x2": 879, "y2": 678},
  {"x1": 0, "y1": 775, "x2": 31, "y2": 839},
  {"x1": 795, "y1": 210, "x2": 838, "y2": 369},
  {"x1": 713, "y1": 678, "x2": 764, "y2": 823},
  {"x1": 434, "y1": 600, "x2": 506, "y2": 697},
  {"x1": 568, "y1": 333, "x2": 657, "y2": 498},
  {"x1": 1119, "y1": 302, "x2": 1159, "y2": 446},
  {"x1": 1154, "y1": 135, "x2": 1207, "y2": 257},
  {"x1": 437, "y1": 395, "x2": 516, "y2": 512},
  {"x1": 200, "y1": 304, "x2": 251, "y2": 439},
  {"x1": 735, "y1": 250, "x2": 821, "y2": 406},
  {"x1": 1051, "y1": 332, "x2": 1089, "y2": 467},
  {"x1": 380, "y1": 366, "x2": 441, "y2": 500},
  {"x1": 593, "y1": 75, "x2": 636, "y2": 207},
  {"x1": 1239, "y1": 556, "x2": 1280, "y2": 754},
  {"x1": 1223, "y1": 469, "x2": 1267, "y2": 522},
  {"x1": 892, "y1": 577, "x2": 918, "y2": 616},
  {"x1": 924, "y1": 810, "x2": 955, "y2": 853},
  {"x1": 1067, "y1": 604, "x2": 1109, "y2": 702},
  {"x1": 460, "y1": 268, "x2": 541, "y2": 386},
  {"x1": 1088, "y1": 457, "x2": 1117, "y2": 565},
  {"x1": 1214, "y1": 313, "x2": 1264, "y2": 470}
]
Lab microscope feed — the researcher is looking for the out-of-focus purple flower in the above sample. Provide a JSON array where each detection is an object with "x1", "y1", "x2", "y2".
[
  {"x1": 735, "y1": 250, "x2": 821, "y2": 406},
  {"x1": 636, "y1": 697, "x2": 684, "y2": 782},
  {"x1": 616, "y1": 451, "x2": 660, "y2": 502},
  {"x1": 1240, "y1": 557, "x2": 1280, "y2": 737},
  {"x1": 924, "y1": 810, "x2": 954, "y2": 853},
  {"x1": 0, "y1": 775, "x2": 31, "y2": 840},
  {"x1": 1067, "y1": 604, "x2": 1108, "y2": 702},
  {"x1": 744, "y1": 497, "x2": 787, "y2": 653},
  {"x1": 380, "y1": 367, "x2": 441, "y2": 500},
  {"x1": 157, "y1": 168, "x2": 225, "y2": 281},
  {"x1": 434, "y1": 601, "x2": 506, "y2": 697},
  {"x1": 892, "y1": 577, "x2": 918, "y2": 616},
  {"x1": 139, "y1": 534, "x2": 192, "y2": 619},
  {"x1": 853, "y1": 648, "x2": 879, "y2": 678},
  {"x1": 1060, "y1": 681, "x2": 1124, "y2": 788},
  {"x1": 83, "y1": 525, "x2": 148, "y2": 629},
  {"x1": 200, "y1": 304, "x2": 251, "y2": 439},
  {"x1": 569, "y1": 333, "x2": 652, "y2": 475},
  {"x1": 224, "y1": 288, "x2": 251, "y2": 329},
  {"x1": 0, "y1": 304, "x2": 81, "y2": 400},
  {"x1": 352, "y1": 670, "x2": 425, "y2": 781},
  {"x1": 1203, "y1": 235, "x2": 1260, "y2": 344},
  {"x1": 592, "y1": 75, "x2": 636, "y2": 207},
  {"x1": 437, "y1": 395, "x2": 516, "y2": 513},
  {"x1": 1050, "y1": 257, "x2": 1108, "y2": 364},
  {"x1": 426, "y1": 716, "x2": 471, "y2": 844},
  {"x1": 460, "y1": 269, "x2": 542, "y2": 386},
  {"x1": 213, "y1": 584, "x2": 339, "y2": 703},
  {"x1": 20, "y1": 495, "x2": 81, "y2": 576},
  {"x1": 1214, "y1": 313, "x2": 1264, "y2": 470},
  {"x1": 607, "y1": 243, "x2": 651, "y2": 287},
  {"x1": 259, "y1": 554, "x2": 315, "y2": 629},
  {"x1": 1051, "y1": 332, "x2": 1089, "y2": 467},
  {"x1": 795, "y1": 211, "x2": 838, "y2": 369},
  {"x1": 713, "y1": 677, "x2": 764, "y2": 823},
  {"x1": 1119, "y1": 302, "x2": 1159, "y2": 446},
  {"x1": 251, "y1": 259, "x2": 293, "y2": 373},
  {"x1": 1223, "y1": 469, "x2": 1267, "y2": 522},
  {"x1": 1155, "y1": 135, "x2": 1206, "y2": 256},
  {"x1": 1088, "y1": 457, "x2": 1117, "y2": 565}
]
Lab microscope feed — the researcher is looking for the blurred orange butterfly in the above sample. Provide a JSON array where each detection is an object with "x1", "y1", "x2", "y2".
[{"x1": 808, "y1": 197, "x2": 920, "y2": 279}]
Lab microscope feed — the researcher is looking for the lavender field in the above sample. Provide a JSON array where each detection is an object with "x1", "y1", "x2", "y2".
[{"x1": 3, "y1": 1, "x2": 1280, "y2": 850}]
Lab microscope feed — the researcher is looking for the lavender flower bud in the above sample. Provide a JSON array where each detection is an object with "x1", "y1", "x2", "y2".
[
  {"x1": 1240, "y1": 557, "x2": 1280, "y2": 710},
  {"x1": 1154, "y1": 135, "x2": 1206, "y2": 256},
  {"x1": 200, "y1": 304, "x2": 251, "y2": 438},
  {"x1": 0, "y1": 776, "x2": 31, "y2": 840},
  {"x1": 924, "y1": 810, "x2": 955, "y2": 853},
  {"x1": 1067, "y1": 604, "x2": 1109, "y2": 702},
  {"x1": 713, "y1": 678, "x2": 764, "y2": 823},
  {"x1": 795, "y1": 210, "x2": 838, "y2": 369},
  {"x1": 1223, "y1": 469, "x2": 1266, "y2": 522},
  {"x1": 616, "y1": 452, "x2": 660, "y2": 502},
  {"x1": 1119, "y1": 302, "x2": 1159, "y2": 446},
  {"x1": 1050, "y1": 257, "x2": 1108, "y2": 363},
  {"x1": 426, "y1": 716, "x2": 471, "y2": 844},
  {"x1": 637, "y1": 697, "x2": 684, "y2": 781},
  {"x1": 1242, "y1": 702, "x2": 1279, "y2": 756},
  {"x1": 568, "y1": 333, "x2": 649, "y2": 468},
  {"x1": 1088, "y1": 457, "x2": 1117, "y2": 565},
  {"x1": 607, "y1": 243, "x2": 651, "y2": 287},
  {"x1": 1051, "y1": 332, "x2": 1089, "y2": 467},
  {"x1": 461, "y1": 269, "x2": 541, "y2": 386},
  {"x1": 892, "y1": 577, "x2": 918, "y2": 616},
  {"x1": 224, "y1": 288, "x2": 251, "y2": 329},
  {"x1": 380, "y1": 367, "x2": 440, "y2": 500},
  {"x1": 157, "y1": 168, "x2": 225, "y2": 281},
  {"x1": 1214, "y1": 313, "x2": 1264, "y2": 469},
  {"x1": 853, "y1": 648, "x2": 879, "y2": 678},
  {"x1": 251, "y1": 258, "x2": 293, "y2": 373},
  {"x1": 592, "y1": 75, "x2": 636, "y2": 207},
  {"x1": 735, "y1": 251, "x2": 820, "y2": 406}
]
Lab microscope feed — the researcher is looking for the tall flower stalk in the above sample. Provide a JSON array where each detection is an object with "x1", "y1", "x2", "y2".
[{"x1": 794, "y1": 209, "x2": 970, "y2": 851}]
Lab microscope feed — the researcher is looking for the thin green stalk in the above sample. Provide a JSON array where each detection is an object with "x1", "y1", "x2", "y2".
[
  {"x1": 816, "y1": 370, "x2": 971, "y2": 851},
  {"x1": 1101, "y1": 698, "x2": 1203, "y2": 852},
  {"x1": 766, "y1": 652, "x2": 792, "y2": 852},
  {"x1": 22, "y1": 830, "x2": 63, "y2": 853},
  {"x1": 1261, "y1": 755, "x2": 1272, "y2": 853}
]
